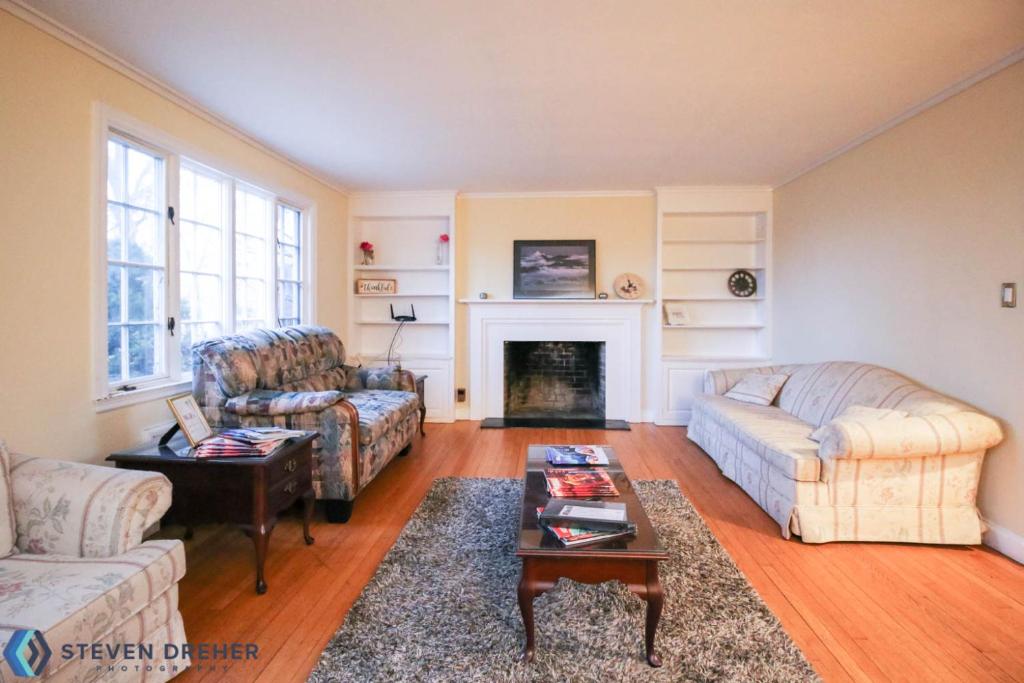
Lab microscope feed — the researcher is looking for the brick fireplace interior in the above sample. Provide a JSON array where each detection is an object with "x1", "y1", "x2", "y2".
[{"x1": 503, "y1": 341, "x2": 606, "y2": 421}]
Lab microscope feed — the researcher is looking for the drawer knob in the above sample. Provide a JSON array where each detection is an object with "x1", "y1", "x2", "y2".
[
  {"x1": 284, "y1": 481, "x2": 297, "y2": 495},
  {"x1": 284, "y1": 459, "x2": 297, "y2": 473}
]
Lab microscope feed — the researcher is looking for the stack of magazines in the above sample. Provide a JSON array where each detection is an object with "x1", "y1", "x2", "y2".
[
  {"x1": 536, "y1": 500, "x2": 636, "y2": 547},
  {"x1": 545, "y1": 445, "x2": 609, "y2": 466},
  {"x1": 544, "y1": 467, "x2": 619, "y2": 497},
  {"x1": 193, "y1": 427, "x2": 306, "y2": 458}
]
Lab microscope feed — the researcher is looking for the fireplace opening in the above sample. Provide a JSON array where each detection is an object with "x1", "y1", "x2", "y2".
[{"x1": 503, "y1": 341, "x2": 606, "y2": 422}]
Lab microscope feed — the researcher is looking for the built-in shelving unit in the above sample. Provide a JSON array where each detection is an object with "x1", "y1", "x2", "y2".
[
  {"x1": 348, "y1": 192, "x2": 457, "y2": 422},
  {"x1": 654, "y1": 187, "x2": 773, "y2": 425}
]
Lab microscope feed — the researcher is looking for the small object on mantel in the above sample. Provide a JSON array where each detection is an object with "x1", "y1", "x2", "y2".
[
  {"x1": 597, "y1": 292, "x2": 609, "y2": 300},
  {"x1": 613, "y1": 273, "x2": 645, "y2": 300},
  {"x1": 479, "y1": 292, "x2": 488, "y2": 299}
]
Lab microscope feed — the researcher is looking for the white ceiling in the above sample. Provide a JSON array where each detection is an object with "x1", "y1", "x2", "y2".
[{"x1": 20, "y1": 0, "x2": 1024, "y2": 192}]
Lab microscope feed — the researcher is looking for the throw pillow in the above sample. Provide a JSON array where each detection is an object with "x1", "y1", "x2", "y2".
[
  {"x1": 724, "y1": 373, "x2": 790, "y2": 406},
  {"x1": 0, "y1": 440, "x2": 17, "y2": 558},
  {"x1": 809, "y1": 405, "x2": 911, "y2": 442}
]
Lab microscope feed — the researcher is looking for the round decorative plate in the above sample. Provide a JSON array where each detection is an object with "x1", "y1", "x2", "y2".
[
  {"x1": 727, "y1": 270, "x2": 757, "y2": 297},
  {"x1": 613, "y1": 273, "x2": 644, "y2": 300}
]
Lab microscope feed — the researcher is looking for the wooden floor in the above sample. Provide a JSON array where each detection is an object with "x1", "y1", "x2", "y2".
[{"x1": 170, "y1": 423, "x2": 1024, "y2": 682}]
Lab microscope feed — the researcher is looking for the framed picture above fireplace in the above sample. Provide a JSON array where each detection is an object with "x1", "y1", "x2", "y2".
[{"x1": 513, "y1": 240, "x2": 596, "y2": 299}]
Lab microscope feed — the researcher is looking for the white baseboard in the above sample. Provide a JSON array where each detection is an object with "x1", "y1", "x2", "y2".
[{"x1": 983, "y1": 518, "x2": 1024, "y2": 565}]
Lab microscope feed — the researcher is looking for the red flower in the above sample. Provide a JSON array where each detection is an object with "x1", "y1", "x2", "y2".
[
  {"x1": 359, "y1": 241, "x2": 374, "y2": 252},
  {"x1": 439, "y1": 233, "x2": 450, "y2": 243}
]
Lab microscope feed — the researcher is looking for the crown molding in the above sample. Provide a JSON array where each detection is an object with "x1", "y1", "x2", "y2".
[
  {"x1": 458, "y1": 190, "x2": 655, "y2": 199},
  {"x1": 654, "y1": 185, "x2": 772, "y2": 194},
  {"x1": 1, "y1": 0, "x2": 348, "y2": 196},
  {"x1": 774, "y1": 44, "x2": 1024, "y2": 190}
]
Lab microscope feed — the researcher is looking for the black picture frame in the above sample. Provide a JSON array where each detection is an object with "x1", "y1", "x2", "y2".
[{"x1": 513, "y1": 240, "x2": 597, "y2": 299}]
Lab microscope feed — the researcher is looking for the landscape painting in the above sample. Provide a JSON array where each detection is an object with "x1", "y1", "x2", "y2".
[{"x1": 513, "y1": 240, "x2": 596, "y2": 299}]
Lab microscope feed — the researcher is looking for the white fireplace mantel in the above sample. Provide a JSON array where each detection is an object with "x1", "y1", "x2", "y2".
[{"x1": 461, "y1": 299, "x2": 652, "y2": 422}]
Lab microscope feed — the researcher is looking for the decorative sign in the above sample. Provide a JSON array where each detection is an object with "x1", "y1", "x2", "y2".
[
  {"x1": 356, "y1": 278, "x2": 397, "y2": 295},
  {"x1": 166, "y1": 394, "x2": 214, "y2": 447},
  {"x1": 663, "y1": 303, "x2": 691, "y2": 326}
]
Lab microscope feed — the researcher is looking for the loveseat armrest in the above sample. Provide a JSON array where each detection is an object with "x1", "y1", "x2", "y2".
[
  {"x1": 225, "y1": 389, "x2": 345, "y2": 416},
  {"x1": 703, "y1": 366, "x2": 783, "y2": 395},
  {"x1": 10, "y1": 453, "x2": 172, "y2": 558},
  {"x1": 345, "y1": 365, "x2": 417, "y2": 393},
  {"x1": 818, "y1": 411, "x2": 1003, "y2": 461}
]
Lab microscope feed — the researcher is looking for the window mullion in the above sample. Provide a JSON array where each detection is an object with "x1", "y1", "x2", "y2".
[
  {"x1": 226, "y1": 180, "x2": 237, "y2": 334},
  {"x1": 166, "y1": 154, "x2": 182, "y2": 380}
]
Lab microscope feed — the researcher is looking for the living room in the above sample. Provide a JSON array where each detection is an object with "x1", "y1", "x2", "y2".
[{"x1": 1, "y1": 1, "x2": 1022, "y2": 681}]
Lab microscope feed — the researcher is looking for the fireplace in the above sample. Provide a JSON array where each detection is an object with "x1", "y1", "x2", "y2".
[{"x1": 501, "y1": 341, "x2": 608, "y2": 427}]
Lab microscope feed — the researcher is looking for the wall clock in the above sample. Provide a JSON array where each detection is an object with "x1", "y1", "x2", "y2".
[
  {"x1": 613, "y1": 273, "x2": 645, "y2": 299},
  {"x1": 727, "y1": 270, "x2": 757, "y2": 298}
]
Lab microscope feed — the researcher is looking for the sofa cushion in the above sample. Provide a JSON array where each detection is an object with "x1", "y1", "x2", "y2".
[
  {"x1": 226, "y1": 390, "x2": 344, "y2": 416},
  {"x1": 344, "y1": 390, "x2": 420, "y2": 446},
  {"x1": 724, "y1": 373, "x2": 789, "y2": 406},
  {"x1": 696, "y1": 394, "x2": 821, "y2": 482},
  {"x1": 0, "y1": 442, "x2": 14, "y2": 559},
  {"x1": 809, "y1": 405, "x2": 910, "y2": 442},
  {"x1": 0, "y1": 540, "x2": 184, "y2": 678}
]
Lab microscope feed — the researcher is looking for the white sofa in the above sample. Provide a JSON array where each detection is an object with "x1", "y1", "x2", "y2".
[
  {"x1": 0, "y1": 443, "x2": 188, "y2": 681},
  {"x1": 687, "y1": 362, "x2": 1003, "y2": 544}
]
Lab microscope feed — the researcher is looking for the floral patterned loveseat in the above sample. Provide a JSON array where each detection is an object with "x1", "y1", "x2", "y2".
[
  {"x1": 0, "y1": 441, "x2": 188, "y2": 681},
  {"x1": 192, "y1": 325, "x2": 420, "y2": 522}
]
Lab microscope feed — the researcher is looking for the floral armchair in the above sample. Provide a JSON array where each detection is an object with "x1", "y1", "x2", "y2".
[
  {"x1": 191, "y1": 325, "x2": 420, "y2": 522},
  {"x1": 0, "y1": 441, "x2": 188, "y2": 680}
]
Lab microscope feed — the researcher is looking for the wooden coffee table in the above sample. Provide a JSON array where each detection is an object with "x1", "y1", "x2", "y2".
[{"x1": 516, "y1": 445, "x2": 669, "y2": 667}]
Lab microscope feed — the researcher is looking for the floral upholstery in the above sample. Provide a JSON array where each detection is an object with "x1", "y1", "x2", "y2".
[
  {"x1": 226, "y1": 390, "x2": 344, "y2": 416},
  {"x1": 0, "y1": 448, "x2": 188, "y2": 682},
  {"x1": 192, "y1": 325, "x2": 419, "y2": 502},
  {"x1": 690, "y1": 362, "x2": 1003, "y2": 544},
  {"x1": 0, "y1": 441, "x2": 15, "y2": 558},
  {"x1": 10, "y1": 453, "x2": 172, "y2": 558}
]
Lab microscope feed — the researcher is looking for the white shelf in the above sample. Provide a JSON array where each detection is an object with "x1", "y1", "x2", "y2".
[
  {"x1": 354, "y1": 265, "x2": 449, "y2": 271},
  {"x1": 662, "y1": 296, "x2": 764, "y2": 302},
  {"x1": 662, "y1": 266, "x2": 765, "y2": 272},
  {"x1": 458, "y1": 298, "x2": 654, "y2": 305},
  {"x1": 355, "y1": 292, "x2": 449, "y2": 298},
  {"x1": 662, "y1": 354, "x2": 771, "y2": 362},
  {"x1": 662, "y1": 238, "x2": 765, "y2": 244},
  {"x1": 663, "y1": 323, "x2": 764, "y2": 330},
  {"x1": 355, "y1": 320, "x2": 449, "y2": 326}
]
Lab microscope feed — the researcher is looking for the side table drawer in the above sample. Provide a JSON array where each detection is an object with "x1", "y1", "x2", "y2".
[
  {"x1": 267, "y1": 468, "x2": 313, "y2": 513},
  {"x1": 268, "y1": 450, "x2": 308, "y2": 482}
]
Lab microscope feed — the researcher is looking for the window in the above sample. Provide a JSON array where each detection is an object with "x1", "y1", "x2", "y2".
[
  {"x1": 100, "y1": 121, "x2": 312, "y2": 401},
  {"x1": 106, "y1": 136, "x2": 167, "y2": 386}
]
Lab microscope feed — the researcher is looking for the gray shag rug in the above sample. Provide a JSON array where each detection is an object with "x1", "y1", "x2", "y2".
[{"x1": 309, "y1": 478, "x2": 818, "y2": 682}]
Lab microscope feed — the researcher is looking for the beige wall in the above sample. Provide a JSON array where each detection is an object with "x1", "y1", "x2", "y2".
[
  {"x1": 774, "y1": 62, "x2": 1024, "y2": 536},
  {"x1": 0, "y1": 11, "x2": 348, "y2": 462},
  {"x1": 453, "y1": 195, "x2": 656, "y2": 400}
]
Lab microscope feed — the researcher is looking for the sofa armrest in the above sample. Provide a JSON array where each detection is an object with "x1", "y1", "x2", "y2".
[
  {"x1": 10, "y1": 453, "x2": 172, "y2": 558},
  {"x1": 225, "y1": 389, "x2": 344, "y2": 416},
  {"x1": 703, "y1": 366, "x2": 782, "y2": 395},
  {"x1": 346, "y1": 365, "x2": 417, "y2": 393},
  {"x1": 818, "y1": 411, "x2": 1003, "y2": 460}
]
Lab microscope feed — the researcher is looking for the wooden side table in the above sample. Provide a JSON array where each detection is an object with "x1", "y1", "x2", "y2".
[
  {"x1": 108, "y1": 432, "x2": 317, "y2": 595},
  {"x1": 414, "y1": 374, "x2": 427, "y2": 436}
]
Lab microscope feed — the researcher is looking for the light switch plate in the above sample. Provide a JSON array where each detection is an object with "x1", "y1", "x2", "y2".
[{"x1": 1002, "y1": 283, "x2": 1017, "y2": 308}]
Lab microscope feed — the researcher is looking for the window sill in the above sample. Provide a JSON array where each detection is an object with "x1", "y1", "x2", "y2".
[{"x1": 94, "y1": 380, "x2": 191, "y2": 413}]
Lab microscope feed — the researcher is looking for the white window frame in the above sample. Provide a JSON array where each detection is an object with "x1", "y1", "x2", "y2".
[{"x1": 92, "y1": 104, "x2": 317, "y2": 412}]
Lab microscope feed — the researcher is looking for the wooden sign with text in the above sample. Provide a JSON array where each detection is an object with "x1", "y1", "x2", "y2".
[{"x1": 356, "y1": 278, "x2": 397, "y2": 295}]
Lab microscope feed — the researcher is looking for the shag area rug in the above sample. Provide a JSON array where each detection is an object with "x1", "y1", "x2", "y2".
[{"x1": 309, "y1": 478, "x2": 818, "y2": 682}]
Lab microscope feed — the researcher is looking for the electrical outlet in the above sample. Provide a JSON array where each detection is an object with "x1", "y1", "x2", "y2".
[
  {"x1": 141, "y1": 421, "x2": 176, "y2": 443},
  {"x1": 457, "y1": 388, "x2": 467, "y2": 402}
]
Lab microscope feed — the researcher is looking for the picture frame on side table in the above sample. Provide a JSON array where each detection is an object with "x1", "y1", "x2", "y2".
[
  {"x1": 166, "y1": 393, "x2": 214, "y2": 447},
  {"x1": 513, "y1": 239, "x2": 596, "y2": 299}
]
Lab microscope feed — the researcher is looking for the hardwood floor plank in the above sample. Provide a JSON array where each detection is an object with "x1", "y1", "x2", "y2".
[{"x1": 164, "y1": 423, "x2": 1024, "y2": 682}]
